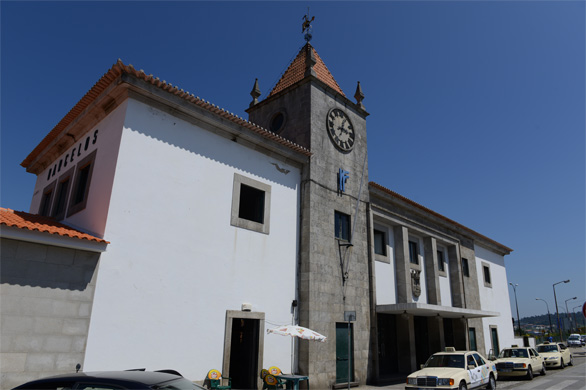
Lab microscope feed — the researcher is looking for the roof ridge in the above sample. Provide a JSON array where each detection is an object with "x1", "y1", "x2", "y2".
[
  {"x1": 368, "y1": 181, "x2": 513, "y2": 253},
  {"x1": 22, "y1": 60, "x2": 311, "y2": 170},
  {"x1": 268, "y1": 43, "x2": 345, "y2": 98}
]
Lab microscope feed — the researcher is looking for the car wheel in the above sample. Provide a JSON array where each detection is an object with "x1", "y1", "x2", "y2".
[
  {"x1": 459, "y1": 381, "x2": 467, "y2": 390},
  {"x1": 569, "y1": 356, "x2": 573, "y2": 366},
  {"x1": 486, "y1": 374, "x2": 496, "y2": 390},
  {"x1": 526, "y1": 366, "x2": 533, "y2": 380},
  {"x1": 560, "y1": 358, "x2": 565, "y2": 369},
  {"x1": 540, "y1": 364, "x2": 546, "y2": 376}
]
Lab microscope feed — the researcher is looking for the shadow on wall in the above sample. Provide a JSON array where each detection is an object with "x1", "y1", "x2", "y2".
[{"x1": 0, "y1": 238, "x2": 98, "y2": 290}]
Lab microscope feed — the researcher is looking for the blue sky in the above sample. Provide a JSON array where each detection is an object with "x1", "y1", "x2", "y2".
[{"x1": 1, "y1": 1, "x2": 584, "y2": 319}]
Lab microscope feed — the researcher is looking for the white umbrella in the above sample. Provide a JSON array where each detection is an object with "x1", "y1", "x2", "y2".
[{"x1": 267, "y1": 324, "x2": 327, "y2": 342}]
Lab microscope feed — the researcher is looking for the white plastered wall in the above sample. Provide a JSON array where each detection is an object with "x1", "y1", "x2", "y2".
[
  {"x1": 374, "y1": 224, "x2": 396, "y2": 304},
  {"x1": 83, "y1": 99, "x2": 300, "y2": 381},
  {"x1": 29, "y1": 101, "x2": 128, "y2": 237},
  {"x1": 437, "y1": 243, "x2": 452, "y2": 307},
  {"x1": 475, "y1": 244, "x2": 516, "y2": 354}
]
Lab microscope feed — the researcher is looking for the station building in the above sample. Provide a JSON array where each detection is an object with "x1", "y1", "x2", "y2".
[{"x1": 1, "y1": 36, "x2": 515, "y2": 389}]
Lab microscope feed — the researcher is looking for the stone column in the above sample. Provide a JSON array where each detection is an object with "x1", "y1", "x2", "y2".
[
  {"x1": 423, "y1": 237, "x2": 440, "y2": 305},
  {"x1": 394, "y1": 226, "x2": 411, "y2": 303},
  {"x1": 447, "y1": 245, "x2": 464, "y2": 308}
]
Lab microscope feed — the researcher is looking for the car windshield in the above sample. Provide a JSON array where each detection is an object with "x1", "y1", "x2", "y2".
[
  {"x1": 568, "y1": 336, "x2": 580, "y2": 340},
  {"x1": 537, "y1": 345, "x2": 558, "y2": 353},
  {"x1": 425, "y1": 354, "x2": 465, "y2": 369},
  {"x1": 499, "y1": 349, "x2": 528, "y2": 358}
]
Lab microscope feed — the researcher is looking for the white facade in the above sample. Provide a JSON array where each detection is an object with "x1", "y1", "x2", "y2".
[
  {"x1": 15, "y1": 57, "x2": 515, "y2": 386},
  {"x1": 28, "y1": 94, "x2": 304, "y2": 381}
]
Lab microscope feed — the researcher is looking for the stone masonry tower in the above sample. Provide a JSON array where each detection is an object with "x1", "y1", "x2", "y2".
[{"x1": 247, "y1": 39, "x2": 371, "y2": 388}]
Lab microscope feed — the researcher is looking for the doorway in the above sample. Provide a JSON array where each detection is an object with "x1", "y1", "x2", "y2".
[
  {"x1": 224, "y1": 311, "x2": 264, "y2": 390},
  {"x1": 377, "y1": 314, "x2": 398, "y2": 376},
  {"x1": 414, "y1": 316, "x2": 429, "y2": 368},
  {"x1": 443, "y1": 318, "x2": 454, "y2": 348},
  {"x1": 229, "y1": 318, "x2": 259, "y2": 389},
  {"x1": 335, "y1": 322, "x2": 354, "y2": 384}
]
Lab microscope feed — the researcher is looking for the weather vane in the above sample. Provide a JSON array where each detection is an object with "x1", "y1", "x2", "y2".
[{"x1": 302, "y1": 8, "x2": 315, "y2": 42}]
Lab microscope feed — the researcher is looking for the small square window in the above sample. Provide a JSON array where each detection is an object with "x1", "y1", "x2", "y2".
[
  {"x1": 231, "y1": 173, "x2": 271, "y2": 234},
  {"x1": 238, "y1": 184, "x2": 265, "y2": 224},
  {"x1": 335, "y1": 211, "x2": 351, "y2": 241},
  {"x1": 374, "y1": 229, "x2": 387, "y2": 256},
  {"x1": 462, "y1": 258, "x2": 470, "y2": 277},
  {"x1": 409, "y1": 240, "x2": 419, "y2": 265}
]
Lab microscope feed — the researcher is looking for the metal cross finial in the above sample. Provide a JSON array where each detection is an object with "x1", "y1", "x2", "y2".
[{"x1": 302, "y1": 8, "x2": 315, "y2": 42}]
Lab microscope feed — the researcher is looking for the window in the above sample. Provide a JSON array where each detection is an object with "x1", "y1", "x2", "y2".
[
  {"x1": 239, "y1": 184, "x2": 265, "y2": 223},
  {"x1": 335, "y1": 211, "x2": 350, "y2": 241},
  {"x1": 231, "y1": 173, "x2": 271, "y2": 234},
  {"x1": 408, "y1": 240, "x2": 419, "y2": 265},
  {"x1": 483, "y1": 264, "x2": 492, "y2": 287},
  {"x1": 462, "y1": 258, "x2": 470, "y2": 277},
  {"x1": 437, "y1": 250, "x2": 445, "y2": 272},
  {"x1": 52, "y1": 168, "x2": 74, "y2": 220},
  {"x1": 39, "y1": 181, "x2": 56, "y2": 216},
  {"x1": 270, "y1": 111, "x2": 286, "y2": 133},
  {"x1": 469, "y1": 328, "x2": 477, "y2": 351},
  {"x1": 473, "y1": 353, "x2": 485, "y2": 366},
  {"x1": 467, "y1": 354, "x2": 477, "y2": 368},
  {"x1": 68, "y1": 150, "x2": 96, "y2": 217},
  {"x1": 374, "y1": 229, "x2": 386, "y2": 256}
]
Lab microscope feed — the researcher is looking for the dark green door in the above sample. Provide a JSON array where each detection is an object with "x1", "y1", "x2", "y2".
[{"x1": 336, "y1": 323, "x2": 354, "y2": 383}]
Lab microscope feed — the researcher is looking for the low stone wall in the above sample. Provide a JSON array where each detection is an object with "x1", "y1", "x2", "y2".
[{"x1": 0, "y1": 238, "x2": 100, "y2": 389}]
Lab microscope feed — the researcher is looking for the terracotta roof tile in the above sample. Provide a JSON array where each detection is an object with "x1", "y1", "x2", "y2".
[
  {"x1": 268, "y1": 43, "x2": 345, "y2": 98},
  {"x1": 22, "y1": 60, "x2": 310, "y2": 170},
  {"x1": 0, "y1": 208, "x2": 108, "y2": 244},
  {"x1": 368, "y1": 182, "x2": 513, "y2": 254}
]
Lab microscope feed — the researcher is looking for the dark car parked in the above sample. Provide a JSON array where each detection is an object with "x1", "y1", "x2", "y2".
[{"x1": 13, "y1": 370, "x2": 206, "y2": 390}]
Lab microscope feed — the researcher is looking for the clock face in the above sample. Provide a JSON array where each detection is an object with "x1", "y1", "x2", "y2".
[{"x1": 326, "y1": 108, "x2": 355, "y2": 152}]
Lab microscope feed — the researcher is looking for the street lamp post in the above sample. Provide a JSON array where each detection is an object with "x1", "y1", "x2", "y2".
[
  {"x1": 565, "y1": 297, "x2": 577, "y2": 334},
  {"x1": 573, "y1": 305, "x2": 584, "y2": 330},
  {"x1": 536, "y1": 298, "x2": 553, "y2": 335},
  {"x1": 509, "y1": 283, "x2": 522, "y2": 336},
  {"x1": 553, "y1": 280, "x2": 570, "y2": 340}
]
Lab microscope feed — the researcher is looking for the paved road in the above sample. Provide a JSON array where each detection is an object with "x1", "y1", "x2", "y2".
[
  {"x1": 366, "y1": 346, "x2": 585, "y2": 390},
  {"x1": 497, "y1": 346, "x2": 585, "y2": 390}
]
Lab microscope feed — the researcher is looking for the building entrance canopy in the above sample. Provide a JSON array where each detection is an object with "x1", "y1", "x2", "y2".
[{"x1": 377, "y1": 303, "x2": 499, "y2": 319}]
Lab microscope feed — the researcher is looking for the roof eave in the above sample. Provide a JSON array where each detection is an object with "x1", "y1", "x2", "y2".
[
  {"x1": 369, "y1": 181, "x2": 513, "y2": 256},
  {"x1": 22, "y1": 60, "x2": 311, "y2": 174},
  {"x1": 1, "y1": 224, "x2": 108, "y2": 253}
]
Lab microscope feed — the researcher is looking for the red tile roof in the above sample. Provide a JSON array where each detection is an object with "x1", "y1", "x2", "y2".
[
  {"x1": 369, "y1": 182, "x2": 513, "y2": 254},
  {"x1": 268, "y1": 43, "x2": 345, "y2": 98},
  {"x1": 21, "y1": 60, "x2": 311, "y2": 170},
  {"x1": 0, "y1": 208, "x2": 108, "y2": 244}
]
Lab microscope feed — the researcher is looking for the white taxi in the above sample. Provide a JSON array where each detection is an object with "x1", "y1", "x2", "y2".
[
  {"x1": 405, "y1": 348, "x2": 497, "y2": 390},
  {"x1": 494, "y1": 346, "x2": 545, "y2": 379},
  {"x1": 536, "y1": 342, "x2": 573, "y2": 368}
]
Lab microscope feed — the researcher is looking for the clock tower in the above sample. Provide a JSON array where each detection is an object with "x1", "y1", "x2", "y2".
[{"x1": 246, "y1": 32, "x2": 371, "y2": 387}]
